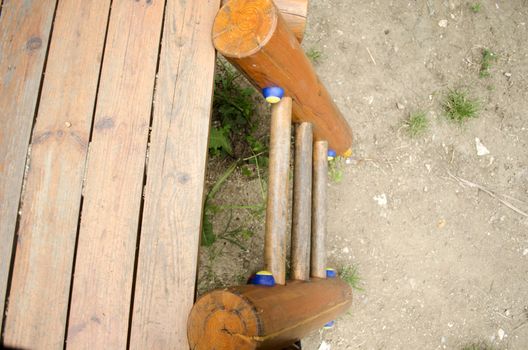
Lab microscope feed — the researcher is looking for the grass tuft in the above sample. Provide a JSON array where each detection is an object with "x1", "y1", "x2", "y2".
[
  {"x1": 339, "y1": 265, "x2": 363, "y2": 291},
  {"x1": 461, "y1": 341, "x2": 496, "y2": 350},
  {"x1": 404, "y1": 111, "x2": 428, "y2": 137},
  {"x1": 479, "y1": 48, "x2": 497, "y2": 78},
  {"x1": 328, "y1": 157, "x2": 344, "y2": 183},
  {"x1": 470, "y1": 3, "x2": 482, "y2": 13},
  {"x1": 306, "y1": 47, "x2": 323, "y2": 64},
  {"x1": 443, "y1": 89, "x2": 479, "y2": 123}
]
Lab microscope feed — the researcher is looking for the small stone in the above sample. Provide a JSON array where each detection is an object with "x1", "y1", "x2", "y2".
[
  {"x1": 373, "y1": 193, "x2": 388, "y2": 207},
  {"x1": 498, "y1": 328, "x2": 505, "y2": 340},
  {"x1": 342, "y1": 247, "x2": 350, "y2": 254},
  {"x1": 437, "y1": 219, "x2": 446, "y2": 229},
  {"x1": 318, "y1": 341, "x2": 331, "y2": 350},
  {"x1": 504, "y1": 72, "x2": 512, "y2": 77},
  {"x1": 396, "y1": 102, "x2": 405, "y2": 110},
  {"x1": 475, "y1": 138, "x2": 490, "y2": 156},
  {"x1": 523, "y1": 248, "x2": 528, "y2": 256},
  {"x1": 64, "y1": 121, "x2": 72, "y2": 128},
  {"x1": 438, "y1": 19, "x2": 448, "y2": 28}
]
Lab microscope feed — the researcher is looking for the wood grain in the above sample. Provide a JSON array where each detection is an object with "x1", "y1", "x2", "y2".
[
  {"x1": 311, "y1": 140, "x2": 328, "y2": 278},
  {"x1": 3, "y1": 0, "x2": 111, "y2": 348},
  {"x1": 264, "y1": 97, "x2": 292, "y2": 285},
  {"x1": 65, "y1": 1, "x2": 164, "y2": 348},
  {"x1": 213, "y1": 0, "x2": 353, "y2": 155},
  {"x1": 0, "y1": 0, "x2": 57, "y2": 331},
  {"x1": 188, "y1": 278, "x2": 352, "y2": 349},
  {"x1": 291, "y1": 122, "x2": 313, "y2": 281},
  {"x1": 129, "y1": 0, "x2": 220, "y2": 348}
]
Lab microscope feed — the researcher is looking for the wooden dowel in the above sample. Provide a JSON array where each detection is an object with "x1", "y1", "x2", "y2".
[
  {"x1": 311, "y1": 140, "x2": 328, "y2": 278},
  {"x1": 264, "y1": 97, "x2": 292, "y2": 285},
  {"x1": 220, "y1": 0, "x2": 308, "y2": 42},
  {"x1": 188, "y1": 278, "x2": 352, "y2": 350},
  {"x1": 291, "y1": 122, "x2": 313, "y2": 281},
  {"x1": 213, "y1": 0, "x2": 353, "y2": 155}
]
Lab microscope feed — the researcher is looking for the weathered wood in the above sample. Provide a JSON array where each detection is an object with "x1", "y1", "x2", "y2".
[
  {"x1": 65, "y1": 1, "x2": 164, "y2": 348},
  {"x1": 213, "y1": 0, "x2": 353, "y2": 155},
  {"x1": 220, "y1": 0, "x2": 308, "y2": 42},
  {"x1": 311, "y1": 140, "x2": 328, "y2": 278},
  {"x1": 264, "y1": 97, "x2": 292, "y2": 285},
  {"x1": 129, "y1": 0, "x2": 220, "y2": 348},
  {"x1": 188, "y1": 278, "x2": 353, "y2": 349},
  {"x1": 0, "y1": 0, "x2": 57, "y2": 331},
  {"x1": 3, "y1": 0, "x2": 111, "y2": 348},
  {"x1": 291, "y1": 122, "x2": 313, "y2": 281}
]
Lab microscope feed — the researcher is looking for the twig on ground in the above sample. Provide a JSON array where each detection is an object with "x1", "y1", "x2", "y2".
[
  {"x1": 365, "y1": 47, "x2": 377, "y2": 65},
  {"x1": 447, "y1": 171, "x2": 528, "y2": 217}
]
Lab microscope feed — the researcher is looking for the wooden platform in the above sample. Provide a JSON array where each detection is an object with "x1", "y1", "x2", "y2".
[{"x1": 0, "y1": 0, "x2": 220, "y2": 348}]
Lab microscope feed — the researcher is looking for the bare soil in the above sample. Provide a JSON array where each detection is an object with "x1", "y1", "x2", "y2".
[{"x1": 198, "y1": 1, "x2": 528, "y2": 349}]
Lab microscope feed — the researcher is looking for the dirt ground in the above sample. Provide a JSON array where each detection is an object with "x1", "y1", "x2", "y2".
[{"x1": 198, "y1": 1, "x2": 528, "y2": 349}]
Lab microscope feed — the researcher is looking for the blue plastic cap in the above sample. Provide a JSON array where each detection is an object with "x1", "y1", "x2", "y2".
[
  {"x1": 262, "y1": 86, "x2": 285, "y2": 104},
  {"x1": 327, "y1": 149, "x2": 337, "y2": 159},
  {"x1": 323, "y1": 320, "x2": 335, "y2": 329},
  {"x1": 249, "y1": 270, "x2": 275, "y2": 287},
  {"x1": 326, "y1": 268, "x2": 337, "y2": 278}
]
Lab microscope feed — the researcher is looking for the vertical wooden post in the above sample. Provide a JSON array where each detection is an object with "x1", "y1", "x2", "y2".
[
  {"x1": 311, "y1": 140, "x2": 328, "y2": 278},
  {"x1": 264, "y1": 97, "x2": 292, "y2": 285},
  {"x1": 212, "y1": 0, "x2": 353, "y2": 155},
  {"x1": 291, "y1": 123, "x2": 313, "y2": 281}
]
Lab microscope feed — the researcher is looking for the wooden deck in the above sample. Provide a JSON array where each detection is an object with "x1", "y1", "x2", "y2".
[{"x1": 0, "y1": 0, "x2": 220, "y2": 348}]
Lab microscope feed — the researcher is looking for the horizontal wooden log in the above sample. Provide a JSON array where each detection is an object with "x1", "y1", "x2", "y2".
[
  {"x1": 213, "y1": 0, "x2": 353, "y2": 155},
  {"x1": 220, "y1": 0, "x2": 308, "y2": 41},
  {"x1": 188, "y1": 278, "x2": 352, "y2": 349}
]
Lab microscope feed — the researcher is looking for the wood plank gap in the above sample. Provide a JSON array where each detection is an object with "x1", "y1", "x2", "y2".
[
  {"x1": 0, "y1": 0, "x2": 59, "y2": 335},
  {"x1": 126, "y1": 1, "x2": 169, "y2": 348}
]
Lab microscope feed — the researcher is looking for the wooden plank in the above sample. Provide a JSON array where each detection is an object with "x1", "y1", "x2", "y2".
[
  {"x1": 3, "y1": 0, "x2": 111, "y2": 348},
  {"x1": 291, "y1": 122, "x2": 313, "y2": 281},
  {"x1": 0, "y1": 0, "x2": 57, "y2": 331},
  {"x1": 65, "y1": 1, "x2": 165, "y2": 349},
  {"x1": 129, "y1": 0, "x2": 220, "y2": 348},
  {"x1": 264, "y1": 97, "x2": 292, "y2": 285},
  {"x1": 311, "y1": 140, "x2": 328, "y2": 278}
]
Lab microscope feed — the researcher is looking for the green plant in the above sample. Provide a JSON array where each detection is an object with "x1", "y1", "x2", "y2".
[
  {"x1": 404, "y1": 111, "x2": 428, "y2": 137},
  {"x1": 306, "y1": 47, "x2": 323, "y2": 64},
  {"x1": 479, "y1": 48, "x2": 497, "y2": 78},
  {"x1": 470, "y1": 3, "x2": 481, "y2": 13},
  {"x1": 339, "y1": 265, "x2": 363, "y2": 291},
  {"x1": 443, "y1": 89, "x2": 479, "y2": 123},
  {"x1": 328, "y1": 157, "x2": 344, "y2": 183},
  {"x1": 461, "y1": 341, "x2": 496, "y2": 350}
]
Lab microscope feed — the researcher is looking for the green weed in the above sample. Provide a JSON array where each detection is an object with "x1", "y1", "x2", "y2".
[
  {"x1": 404, "y1": 111, "x2": 428, "y2": 137},
  {"x1": 339, "y1": 265, "x2": 363, "y2": 291},
  {"x1": 479, "y1": 48, "x2": 497, "y2": 78},
  {"x1": 443, "y1": 89, "x2": 479, "y2": 123},
  {"x1": 470, "y1": 3, "x2": 482, "y2": 13},
  {"x1": 306, "y1": 47, "x2": 323, "y2": 64},
  {"x1": 328, "y1": 157, "x2": 344, "y2": 183}
]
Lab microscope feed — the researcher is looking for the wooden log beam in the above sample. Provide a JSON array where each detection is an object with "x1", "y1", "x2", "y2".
[
  {"x1": 213, "y1": 0, "x2": 353, "y2": 155},
  {"x1": 291, "y1": 123, "x2": 313, "y2": 281},
  {"x1": 264, "y1": 97, "x2": 292, "y2": 285},
  {"x1": 187, "y1": 278, "x2": 352, "y2": 349},
  {"x1": 311, "y1": 140, "x2": 328, "y2": 278},
  {"x1": 221, "y1": 0, "x2": 309, "y2": 42}
]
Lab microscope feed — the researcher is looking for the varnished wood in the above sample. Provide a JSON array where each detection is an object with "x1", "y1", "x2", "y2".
[
  {"x1": 3, "y1": 0, "x2": 111, "y2": 348},
  {"x1": 66, "y1": 1, "x2": 164, "y2": 348},
  {"x1": 220, "y1": 0, "x2": 308, "y2": 42},
  {"x1": 188, "y1": 278, "x2": 353, "y2": 349},
  {"x1": 264, "y1": 97, "x2": 292, "y2": 285},
  {"x1": 311, "y1": 140, "x2": 328, "y2": 278},
  {"x1": 0, "y1": 0, "x2": 57, "y2": 331},
  {"x1": 291, "y1": 123, "x2": 313, "y2": 281},
  {"x1": 213, "y1": 0, "x2": 353, "y2": 155},
  {"x1": 129, "y1": 0, "x2": 220, "y2": 348}
]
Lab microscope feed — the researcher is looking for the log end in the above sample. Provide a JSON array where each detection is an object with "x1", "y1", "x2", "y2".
[{"x1": 213, "y1": 0, "x2": 278, "y2": 58}]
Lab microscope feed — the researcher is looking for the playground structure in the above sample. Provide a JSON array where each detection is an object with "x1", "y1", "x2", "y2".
[{"x1": 0, "y1": 0, "x2": 353, "y2": 348}]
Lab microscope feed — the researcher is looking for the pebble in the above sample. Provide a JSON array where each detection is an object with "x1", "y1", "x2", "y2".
[
  {"x1": 504, "y1": 72, "x2": 512, "y2": 77},
  {"x1": 475, "y1": 138, "x2": 490, "y2": 156},
  {"x1": 318, "y1": 341, "x2": 331, "y2": 350},
  {"x1": 373, "y1": 193, "x2": 388, "y2": 207},
  {"x1": 523, "y1": 248, "x2": 528, "y2": 256},
  {"x1": 396, "y1": 102, "x2": 405, "y2": 110},
  {"x1": 438, "y1": 19, "x2": 448, "y2": 28},
  {"x1": 498, "y1": 328, "x2": 505, "y2": 340},
  {"x1": 64, "y1": 121, "x2": 72, "y2": 128}
]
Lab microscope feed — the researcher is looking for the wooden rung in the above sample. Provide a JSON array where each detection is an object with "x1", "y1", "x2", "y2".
[
  {"x1": 291, "y1": 122, "x2": 313, "y2": 281},
  {"x1": 212, "y1": 0, "x2": 353, "y2": 155},
  {"x1": 264, "y1": 97, "x2": 292, "y2": 285},
  {"x1": 311, "y1": 140, "x2": 328, "y2": 278},
  {"x1": 187, "y1": 278, "x2": 352, "y2": 349}
]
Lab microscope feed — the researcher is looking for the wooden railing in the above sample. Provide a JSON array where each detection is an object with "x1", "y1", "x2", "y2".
[{"x1": 187, "y1": 0, "x2": 354, "y2": 348}]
